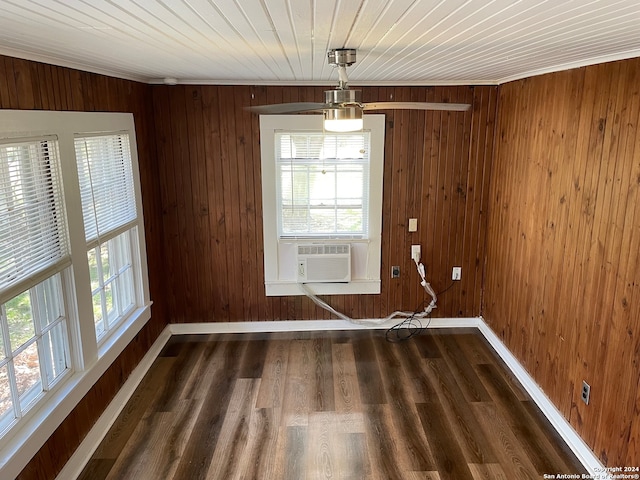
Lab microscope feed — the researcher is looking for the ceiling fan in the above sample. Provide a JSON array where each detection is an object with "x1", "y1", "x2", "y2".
[{"x1": 246, "y1": 48, "x2": 471, "y2": 132}]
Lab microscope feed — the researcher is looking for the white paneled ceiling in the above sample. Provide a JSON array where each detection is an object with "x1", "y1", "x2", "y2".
[{"x1": 1, "y1": 0, "x2": 640, "y2": 85}]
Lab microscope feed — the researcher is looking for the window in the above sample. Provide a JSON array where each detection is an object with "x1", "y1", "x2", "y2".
[
  {"x1": 0, "y1": 137, "x2": 71, "y2": 433},
  {"x1": 0, "y1": 110, "x2": 150, "y2": 476},
  {"x1": 276, "y1": 132, "x2": 370, "y2": 238},
  {"x1": 260, "y1": 115, "x2": 385, "y2": 296},
  {"x1": 75, "y1": 134, "x2": 138, "y2": 339}
]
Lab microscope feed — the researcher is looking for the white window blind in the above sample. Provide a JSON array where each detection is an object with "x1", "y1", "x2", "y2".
[
  {"x1": 276, "y1": 131, "x2": 370, "y2": 238},
  {"x1": 75, "y1": 133, "x2": 136, "y2": 247},
  {"x1": 0, "y1": 137, "x2": 70, "y2": 304}
]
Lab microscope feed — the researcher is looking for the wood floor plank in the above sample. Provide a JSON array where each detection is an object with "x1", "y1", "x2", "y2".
[
  {"x1": 283, "y1": 425, "x2": 307, "y2": 480},
  {"x1": 371, "y1": 336, "x2": 436, "y2": 471},
  {"x1": 392, "y1": 339, "x2": 439, "y2": 403},
  {"x1": 92, "y1": 356, "x2": 176, "y2": 460},
  {"x1": 282, "y1": 338, "x2": 313, "y2": 426},
  {"x1": 405, "y1": 472, "x2": 442, "y2": 480},
  {"x1": 451, "y1": 333, "x2": 496, "y2": 364},
  {"x1": 178, "y1": 337, "x2": 228, "y2": 402},
  {"x1": 238, "y1": 334, "x2": 269, "y2": 378},
  {"x1": 341, "y1": 432, "x2": 372, "y2": 480},
  {"x1": 206, "y1": 378, "x2": 260, "y2": 479},
  {"x1": 105, "y1": 411, "x2": 175, "y2": 480},
  {"x1": 154, "y1": 337, "x2": 211, "y2": 411},
  {"x1": 458, "y1": 333, "x2": 529, "y2": 402},
  {"x1": 471, "y1": 402, "x2": 540, "y2": 480},
  {"x1": 207, "y1": 378, "x2": 277, "y2": 479},
  {"x1": 239, "y1": 407, "x2": 279, "y2": 479},
  {"x1": 412, "y1": 332, "x2": 443, "y2": 358},
  {"x1": 331, "y1": 343, "x2": 368, "y2": 434},
  {"x1": 468, "y1": 463, "x2": 509, "y2": 480},
  {"x1": 79, "y1": 330, "x2": 587, "y2": 480},
  {"x1": 171, "y1": 339, "x2": 246, "y2": 480},
  {"x1": 76, "y1": 459, "x2": 115, "y2": 480},
  {"x1": 424, "y1": 358, "x2": 498, "y2": 464},
  {"x1": 305, "y1": 412, "x2": 341, "y2": 479},
  {"x1": 520, "y1": 398, "x2": 586, "y2": 469},
  {"x1": 416, "y1": 402, "x2": 476, "y2": 480},
  {"x1": 351, "y1": 332, "x2": 387, "y2": 404},
  {"x1": 475, "y1": 363, "x2": 583, "y2": 475},
  {"x1": 256, "y1": 339, "x2": 290, "y2": 408},
  {"x1": 434, "y1": 334, "x2": 492, "y2": 402},
  {"x1": 310, "y1": 333, "x2": 335, "y2": 412},
  {"x1": 362, "y1": 404, "x2": 409, "y2": 479}
]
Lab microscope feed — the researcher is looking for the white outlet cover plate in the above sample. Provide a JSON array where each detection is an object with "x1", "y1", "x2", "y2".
[{"x1": 452, "y1": 267, "x2": 462, "y2": 280}]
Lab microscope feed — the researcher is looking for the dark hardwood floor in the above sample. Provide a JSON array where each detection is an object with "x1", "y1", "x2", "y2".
[{"x1": 78, "y1": 328, "x2": 586, "y2": 479}]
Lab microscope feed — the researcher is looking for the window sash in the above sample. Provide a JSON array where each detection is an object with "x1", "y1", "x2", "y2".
[
  {"x1": 89, "y1": 229, "x2": 136, "y2": 340},
  {"x1": 0, "y1": 273, "x2": 70, "y2": 433},
  {"x1": 0, "y1": 137, "x2": 70, "y2": 305},
  {"x1": 275, "y1": 131, "x2": 370, "y2": 238},
  {"x1": 75, "y1": 133, "x2": 137, "y2": 247}
]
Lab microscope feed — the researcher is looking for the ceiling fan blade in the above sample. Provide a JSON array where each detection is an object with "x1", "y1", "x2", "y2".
[
  {"x1": 362, "y1": 102, "x2": 471, "y2": 112},
  {"x1": 245, "y1": 102, "x2": 326, "y2": 114}
]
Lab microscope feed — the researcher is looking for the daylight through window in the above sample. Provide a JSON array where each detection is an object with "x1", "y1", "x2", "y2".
[
  {"x1": 276, "y1": 131, "x2": 370, "y2": 238},
  {"x1": 75, "y1": 134, "x2": 138, "y2": 339},
  {"x1": 0, "y1": 137, "x2": 71, "y2": 433}
]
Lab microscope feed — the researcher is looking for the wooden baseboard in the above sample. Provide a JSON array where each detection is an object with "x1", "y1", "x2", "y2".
[{"x1": 168, "y1": 317, "x2": 481, "y2": 334}]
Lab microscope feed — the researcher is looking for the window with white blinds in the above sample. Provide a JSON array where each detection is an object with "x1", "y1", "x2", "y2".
[
  {"x1": 0, "y1": 137, "x2": 70, "y2": 304},
  {"x1": 276, "y1": 131, "x2": 370, "y2": 238},
  {"x1": 75, "y1": 133, "x2": 136, "y2": 246},
  {"x1": 0, "y1": 136, "x2": 72, "y2": 438},
  {"x1": 74, "y1": 133, "x2": 138, "y2": 339}
]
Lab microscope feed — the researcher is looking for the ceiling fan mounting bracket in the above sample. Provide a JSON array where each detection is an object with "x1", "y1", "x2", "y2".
[
  {"x1": 327, "y1": 48, "x2": 357, "y2": 67},
  {"x1": 328, "y1": 48, "x2": 357, "y2": 90}
]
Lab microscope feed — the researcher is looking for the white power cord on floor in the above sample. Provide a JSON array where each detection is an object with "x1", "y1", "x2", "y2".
[{"x1": 299, "y1": 257, "x2": 437, "y2": 326}]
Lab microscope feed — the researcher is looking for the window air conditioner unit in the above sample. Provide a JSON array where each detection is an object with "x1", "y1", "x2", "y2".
[{"x1": 297, "y1": 244, "x2": 351, "y2": 283}]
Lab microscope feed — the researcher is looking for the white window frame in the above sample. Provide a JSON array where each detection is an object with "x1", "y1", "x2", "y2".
[
  {"x1": 260, "y1": 115, "x2": 385, "y2": 296},
  {"x1": 0, "y1": 110, "x2": 151, "y2": 479}
]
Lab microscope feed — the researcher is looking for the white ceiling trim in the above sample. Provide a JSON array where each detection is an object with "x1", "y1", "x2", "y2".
[{"x1": 0, "y1": 46, "x2": 148, "y2": 83}]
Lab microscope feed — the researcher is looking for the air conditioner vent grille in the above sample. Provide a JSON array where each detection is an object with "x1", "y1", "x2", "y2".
[
  {"x1": 297, "y1": 244, "x2": 351, "y2": 283},
  {"x1": 297, "y1": 244, "x2": 350, "y2": 256}
]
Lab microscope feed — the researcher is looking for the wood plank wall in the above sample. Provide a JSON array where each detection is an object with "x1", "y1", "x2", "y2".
[
  {"x1": 152, "y1": 84, "x2": 497, "y2": 322},
  {"x1": 0, "y1": 55, "x2": 168, "y2": 479},
  {"x1": 484, "y1": 57, "x2": 640, "y2": 467}
]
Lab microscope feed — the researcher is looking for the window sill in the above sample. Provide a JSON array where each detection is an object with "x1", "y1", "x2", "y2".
[{"x1": 265, "y1": 279, "x2": 380, "y2": 296}]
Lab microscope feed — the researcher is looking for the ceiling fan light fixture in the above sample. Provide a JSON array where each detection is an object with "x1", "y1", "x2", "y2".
[{"x1": 323, "y1": 107, "x2": 363, "y2": 132}]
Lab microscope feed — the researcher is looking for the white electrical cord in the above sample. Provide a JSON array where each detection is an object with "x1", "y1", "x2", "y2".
[{"x1": 299, "y1": 258, "x2": 437, "y2": 326}]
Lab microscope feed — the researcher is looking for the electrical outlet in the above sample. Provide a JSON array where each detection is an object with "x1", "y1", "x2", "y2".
[
  {"x1": 411, "y1": 245, "x2": 421, "y2": 263},
  {"x1": 408, "y1": 218, "x2": 418, "y2": 232},
  {"x1": 391, "y1": 265, "x2": 400, "y2": 278},
  {"x1": 581, "y1": 381, "x2": 591, "y2": 405},
  {"x1": 452, "y1": 266, "x2": 462, "y2": 281}
]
